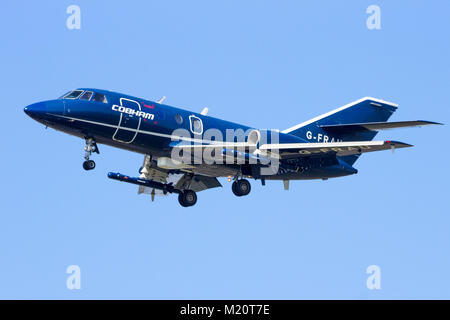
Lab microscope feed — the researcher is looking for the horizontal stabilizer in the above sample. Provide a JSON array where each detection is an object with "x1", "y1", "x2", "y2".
[{"x1": 320, "y1": 120, "x2": 442, "y2": 133}]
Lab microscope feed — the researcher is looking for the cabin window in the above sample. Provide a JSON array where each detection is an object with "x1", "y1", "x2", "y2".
[
  {"x1": 175, "y1": 114, "x2": 183, "y2": 125},
  {"x1": 79, "y1": 91, "x2": 93, "y2": 101},
  {"x1": 92, "y1": 92, "x2": 108, "y2": 103},
  {"x1": 189, "y1": 116, "x2": 203, "y2": 135},
  {"x1": 63, "y1": 90, "x2": 84, "y2": 99}
]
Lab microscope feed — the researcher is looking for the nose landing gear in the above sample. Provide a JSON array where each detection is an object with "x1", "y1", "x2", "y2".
[
  {"x1": 83, "y1": 160, "x2": 96, "y2": 170},
  {"x1": 232, "y1": 179, "x2": 251, "y2": 197},
  {"x1": 83, "y1": 138, "x2": 99, "y2": 171}
]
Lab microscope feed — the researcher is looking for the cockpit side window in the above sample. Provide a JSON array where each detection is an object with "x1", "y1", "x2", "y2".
[
  {"x1": 92, "y1": 92, "x2": 108, "y2": 103},
  {"x1": 63, "y1": 90, "x2": 84, "y2": 99},
  {"x1": 79, "y1": 91, "x2": 93, "y2": 101}
]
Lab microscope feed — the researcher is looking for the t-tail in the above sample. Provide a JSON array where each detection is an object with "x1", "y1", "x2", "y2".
[{"x1": 282, "y1": 97, "x2": 441, "y2": 165}]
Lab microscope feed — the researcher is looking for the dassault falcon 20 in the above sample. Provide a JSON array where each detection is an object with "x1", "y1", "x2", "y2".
[{"x1": 24, "y1": 89, "x2": 441, "y2": 207}]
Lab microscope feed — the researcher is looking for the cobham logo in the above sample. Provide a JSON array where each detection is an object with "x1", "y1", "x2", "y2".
[{"x1": 112, "y1": 104, "x2": 154, "y2": 120}]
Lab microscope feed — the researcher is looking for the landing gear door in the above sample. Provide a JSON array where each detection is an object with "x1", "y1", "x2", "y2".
[{"x1": 112, "y1": 98, "x2": 142, "y2": 144}]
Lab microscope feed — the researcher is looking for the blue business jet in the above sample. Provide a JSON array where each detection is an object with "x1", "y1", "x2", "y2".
[{"x1": 24, "y1": 89, "x2": 440, "y2": 207}]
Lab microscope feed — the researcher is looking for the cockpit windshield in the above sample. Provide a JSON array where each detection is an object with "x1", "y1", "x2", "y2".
[
  {"x1": 79, "y1": 91, "x2": 93, "y2": 100},
  {"x1": 58, "y1": 91, "x2": 71, "y2": 99},
  {"x1": 60, "y1": 90, "x2": 108, "y2": 103},
  {"x1": 63, "y1": 90, "x2": 84, "y2": 99}
]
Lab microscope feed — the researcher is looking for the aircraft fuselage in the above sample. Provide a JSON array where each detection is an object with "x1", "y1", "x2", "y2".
[{"x1": 24, "y1": 88, "x2": 357, "y2": 180}]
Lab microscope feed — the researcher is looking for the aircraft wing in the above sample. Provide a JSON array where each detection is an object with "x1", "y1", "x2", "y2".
[
  {"x1": 172, "y1": 141, "x2": 255, "y2": 149},
  {"x1": 172, "y1": 142, "x2": 269, "y2": 164},
  {"x1": 137, "y1": 154, "x2": 221, "y2": 199},
  {"x1": 259, "y1": 140, "x2": 412, "y2": 158},
  {"x1": 174, "y1": 174, "x2": 222, "y2": 192},
  {"x1": 320, "y1": 120, "x2": 442, "y2": 133},
  {"x1": 174, "y1": 140, "x2": 411, "y2": 161},
  {"x1": 138, "y1": 154, "x2": 168, "y2": 195}
]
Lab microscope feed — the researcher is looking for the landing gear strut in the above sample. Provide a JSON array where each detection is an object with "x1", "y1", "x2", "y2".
[
  {"x1": 232, "y1": 179, "x2": 251, "y2": 197},
  {"x1": 83, "y1": 138, "x2": 99, "y2": 171},
  {"x1": 178, "y1": 189, "x2": 197, "y2": 207}
]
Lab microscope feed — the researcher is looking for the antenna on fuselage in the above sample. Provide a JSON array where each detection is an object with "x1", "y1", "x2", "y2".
[
  {"x1": 156, "y1": 96, "x2": 166, "y2": 104},
  {"x1": 201, "y1": 107, "x2": 208, "y2": 116}
]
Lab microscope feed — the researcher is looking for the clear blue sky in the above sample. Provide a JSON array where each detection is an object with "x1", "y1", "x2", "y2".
[{"x1": 1, "y1": 0, "x2": 449, "y2": 299}]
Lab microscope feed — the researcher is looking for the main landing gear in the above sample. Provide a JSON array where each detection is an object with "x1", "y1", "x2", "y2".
[
  {"x1": 108, "y1": 172, "x2": 198, "y2": 207},
  {"x1": 83, "y1": 138, "x2": 99, "y2": 171},
  {"x1": 178, "y1": 189, "x2": 197, "y2": 207},
  {"x1": 232, "y1": 179, "x2": 251, "y2": 197}
]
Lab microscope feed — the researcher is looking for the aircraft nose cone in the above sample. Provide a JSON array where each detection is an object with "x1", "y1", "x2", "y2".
[{"x1": 24, "y1": 102, "x2": 47, "y2": 119}]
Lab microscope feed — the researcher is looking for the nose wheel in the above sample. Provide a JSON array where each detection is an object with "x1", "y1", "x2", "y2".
[
  {"x1": 83, "y1": 138, "x2": 99, "y2": 171},
  {"x1": 83, "y1": 160, "x2": 96, "y2": 170},
  {"x1": 232, "y1": 179, "x2": 251, "y2": 197}
]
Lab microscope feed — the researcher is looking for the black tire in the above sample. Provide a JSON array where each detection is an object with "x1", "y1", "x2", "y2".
[
  {"x1": 183, "y1": 190, "x2": 197, "y2": 206},
  {"x1": 178, "y1": 193, "x2": 188, "y2": 207},
  {"x1": 234, "y1": 179, "x2": 251, "y2": 196},
  {"x1": 82, "y1": 160, "x2": 96, "y2": 171},
  {"x1": 178, "y1": 190, "x2": 197, "y2": 207},
  {"x1": 232, "y1": 181, "x2": 239, "y2": 196}
]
